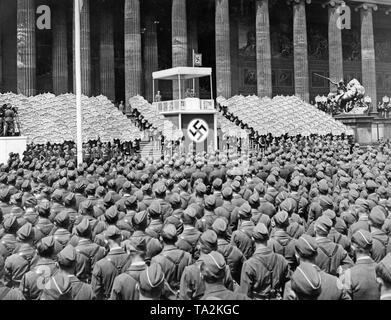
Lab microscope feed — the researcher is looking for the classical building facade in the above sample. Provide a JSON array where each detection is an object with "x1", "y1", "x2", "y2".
[{"x1": 0, "y1": 0, "x2": 390, "y2": 110}]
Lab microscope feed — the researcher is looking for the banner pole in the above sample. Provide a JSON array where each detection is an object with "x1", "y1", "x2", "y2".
[{"x1": 75, "y1": 0, "x2": 83, "y2": 166}]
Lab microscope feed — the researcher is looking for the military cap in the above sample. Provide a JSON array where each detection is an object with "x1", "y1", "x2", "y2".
[
  {"x1": 168, "y1": 193, "x2": 181, "y2": 207},
  {"x1": 366, "y1": 180, "x2": 378, "y2": 190},
  {"x1": 139, "y1": 263, "x2": 165, "y2": 294},
  {"x1": 95, "y1": 186, "x2": 106, "y2": 198},
  {"x1": 148, "y1": 201, "x2": 162, "y2": 218},
  {"x1": 105, "y1": 225, "x2": 122, "y2": 239},
  {"x1": 122, "y1": 181, "x2": 132, "y2": 193},
  {"x1": 318, "y1": 179, "x2": 329, "y2": 193},
  {"x1": 64, "y1": 193, "x2": 76, "y2": 207},
  {"x1": 295, "y1": 235, "x2": 318, "y2": 258},
  {"x1": 74, "y1": 181, "x2": 86, "y2": 192},
  {"x1": 376, "y1": 254, "x2": 391, "y2": 283},
  {"x1": 355, "y1": 198, "x2": 369, "y2": 211},
  {"x1": 222, "y1": 187, "x2": 233, "y2": 199},
  {"x1": 54, "y1": 211, "x2": 70, "y2": 227},
  {"x1": 141, "y1": 183, "x2": 152, "y2": 193},
  {"x1": 199, "y1": 229, "x2": 218, "y2": 252},
  {"x1": 179, "y1": 179, "x2": 188, "y2": 189},
  {"x1": 58, "y1": 177, "x2": 68, "y2": 188},
  {"x1": 212, "y1": 178, "x2": 223, "y2": 189},
  {"x1": 184, "y1": 206, "x2": 197, "y2": 219},
  {"x1": 85, "y1": 183, "x2": 96, "y2": 194},
  {"x1": 252, "y1": 223, "x2": 269, "y2": 242},
  {"x1": 248, "y1": 193, "x2": 260, "y2": 206},
  {"x1": 369, "y1": 206, "x2": 386, "y2": 227},
  {"x1": 124, "y1": 195, "x2": 138, "y2": 208},
  {"x1": 274, "y1": 210, "x2": 289, "y2": 228},
  {"x1": 201, "y1": 251, "x2": 226, "y2": 280},
  {"x1": 24, "y1": 197, "x2": 37, "y2": 207},
  {"x1": 315, "y1": 215, "x2": 333, "y2": 235},
  {"x1": 146, "y1": 238, "x2": 163, "y2": 259},
  {"x1": 17, "y1": 222, "x2": 34, "y2": 241},
  {"x1": 37, "y1": 236, "x2": 55, "y2": 255},
  {"x1": 195, "y1": 161, "x2": 203, "y2": 168},
  {"x1": 195, "y1": 183, "x2": 207, "y2": 195},
  {"x1": 132, "y1": 210, "x2": 148, "y2": 226},
  {"x1": 254, "y1": 183, "x2": 266, "y2": 196},
  {"x1": 323, "y1": 209, "x2": 336, "y2": 223},
  {"x1": 105, "y1": 206, "x2": 119, "y2": 221},
  {"x1": 279, "y1": 198, "x2": 296, "y2": 214},
  {"x1": 75, "y1": 217, "x2": 91, "y2": 237},
  {"x1": 212, "y1": 218, "x2": 228, "y2": 236},
  {"x1": 0, "y1": 188, "x2": 11, "y2": 202},
  {"x1": 289, "y1": 179, "x2": 300, "y2": 189},
  {"x1": 21, "y1": 180, "x2": 31, "y2": 190},
  {"x1": 231, "y1": 180, "x2": 241, "y2": 192},
  {"x1": 319, "y1": 195, "x2": 334, "y2": 211},
  {"x1": 164, "y1": 216, "x2": 183, "y2": 235},
  {"x1": 51, "y1": 190, "x2": 63, "y2": 203},
  {"x1": 161, "y1": 224, "x2": 177, "y2": 241},
  {"x1": 79, "y1": 200, "x2": 94, "y2": 215},
  {"x1": 204, "y1": 195, "x2": 216, "y2": 209},
  {"x1": 57, "y1": 245, "x2": 77, "y2": 267},
  {"x1": 154, "y1": 182, "x2": 167, "y2": 195},
  {"x1": 291, "y1": 262, "x2": 322, "y2": 298},
  {"x1": 3, "y1": 215, "x2": 18, "y2": 232},
  {"x1": 351, "y1": 230, "x2": 372, "y2": 250},
  {"x1": 103, "y1": 193, "x2": 115, "y2": 207},
  {"x1": 238, "y1": 203, "x2": 252, "y2": 219}
]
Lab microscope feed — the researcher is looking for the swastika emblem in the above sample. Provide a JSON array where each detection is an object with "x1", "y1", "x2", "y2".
[{"x1": 187, "y1": 119, "x2": 209, "y2": 143}]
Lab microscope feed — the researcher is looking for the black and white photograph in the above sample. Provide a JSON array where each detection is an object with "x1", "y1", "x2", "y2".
[{"x1": 1, "y1": 0, "x2": 391, "y2": 309}]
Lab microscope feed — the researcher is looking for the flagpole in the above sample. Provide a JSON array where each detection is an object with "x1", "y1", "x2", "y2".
[
  {"x1": 192, "y1": 50, "x2": 195, "y2": 94},
  {"x1": 75, "y1": 0, "x2": 83, "y2": 166}
]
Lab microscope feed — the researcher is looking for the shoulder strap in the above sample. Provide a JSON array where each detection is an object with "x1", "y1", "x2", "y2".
[{"x1": 319, "y1": 243, "x2": 339, "y2": 273}]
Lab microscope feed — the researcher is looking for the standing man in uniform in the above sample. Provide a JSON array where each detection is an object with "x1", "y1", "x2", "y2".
[{"x1": 238, "y1": 223, "x2": 290, "y2": 299}]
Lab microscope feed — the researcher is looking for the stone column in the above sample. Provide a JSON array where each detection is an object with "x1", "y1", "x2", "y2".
[
  {"x1": 125, "y1": 0, "x2": 142, "y2": 110},
  {"x1": 357, "y1": 3, "x2": 378, "y2": 110},
  {"x1": 143, "y1": 14, "x2": 159, "y2": 102},
  {"x1": 172, "y1": 0, "x2": 188, "y2": 99},
  {"x1": 323, "y1": 1, "x2": 344, "y2": 92},
  {"x1": 256, "y1": 0, "x2": 272, "y2": 97},
  {"x1": 100, "y1": 3, "x2": 115, "y2": 101},
  {"x1": 289, "y1": 0, "x2": 310, "y2": 102},
  {"x1": 52, "y1": 1, "x2": 68, "y2": 95},
  {"x1": 187, "y1": 0, "x2": 199, "y2": 95},
  {"x1": 17, "y1": 0, "x2": 36, "y2": 96},
  {"x1": 216, "y1": 0, "x2": 231, "y2": 98}
]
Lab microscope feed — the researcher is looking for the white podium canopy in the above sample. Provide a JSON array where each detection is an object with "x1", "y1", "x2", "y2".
[{"x1": 153, "y1": 67, "x2": 212, "y2": 81}]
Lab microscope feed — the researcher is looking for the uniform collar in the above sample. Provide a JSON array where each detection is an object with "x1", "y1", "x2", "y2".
[
  {"x1": 109, "y1": 247, "x2": 125, "y2": 255},
  {"x1": 203, "y1": 284, "x2": 227, "y2": 296}
]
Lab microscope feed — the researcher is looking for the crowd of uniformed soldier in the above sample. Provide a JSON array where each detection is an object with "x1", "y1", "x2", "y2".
[{"x1": 1, "y1": 134, "x2": 391, "y2": 300}]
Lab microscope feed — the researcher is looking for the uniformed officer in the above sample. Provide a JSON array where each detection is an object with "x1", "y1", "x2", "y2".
[
  {"x1": 175, "y1": 207, "x2": 201, "y2": 256},
  {"x1": 124, "y1": 211, "x2": 152, "y2": 251},
  {"x1": 179, "y1": 230, "x2": 234, "y2": 300},
  {"x1": 230, "y1": 203, "x2": 255, "y2": 259},
  {"x1": 376, "y1": 253, "x2": 391, "y2": 300},
  {"x1": 34, "y1": 202, "x2": 54, "y2": 244},
  {"x1": 314, "y1": 215, "x2": 353, "y2": 276},
  {"x1": 4, "y1": 223, "x2": 38, "y2": 288},
  {"x1": 74, "y1": 217, "x2": 106, "y2": 283},
  {"x1": 20, "y1": 236, "x2": 58, "y2": 300},
  {"x1": 152, "y1": 224, "x2": 192, "y2": 299},
  {"x1": 200, "y1": 251, "x2": 248, "y2": 300},
  {"x1": 238, "y1": 223, "x2": 290, "y2": 299},
  {"x1": 212, "y1": 218, "x2": 245, "y2": 284},
  {"x1": 110, "y1": 242, "x2": 147, "y2": 300},
  {"x1": 283, "y1": 234, "x2": 350, "y2": 300},
  {"x1": 56, "y1": 245, "x2": 94, "y2": 300},
  {"x1": 91, "y1": 226, "x2": 130, "y2": 300},
  {"x1": 340, "y1": 230, "x2": 380, "y2": 300},
  {"x1": 368, "y1": 205, "x2": 391, "y2": 262},
  {"x1": 268, "y1": 210, "x2": 297, "y2": 269}
]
